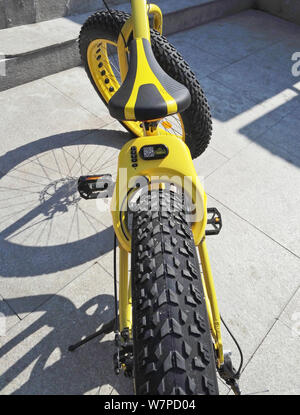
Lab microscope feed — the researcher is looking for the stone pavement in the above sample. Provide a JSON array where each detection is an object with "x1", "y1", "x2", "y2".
[{"x1": 0, "y1": 9, "x2": 299, "y2": 395}]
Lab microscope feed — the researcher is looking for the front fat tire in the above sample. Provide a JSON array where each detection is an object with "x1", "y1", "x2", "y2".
[
  {"x1": 131, "y1": 190, "x2": 219, "y2": 395},
  {"x1": 79, "y1": 10, "x2": 213, "y2": 159}
]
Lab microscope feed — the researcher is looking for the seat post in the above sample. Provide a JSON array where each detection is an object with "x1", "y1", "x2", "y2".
[{"x1": 131, "y1": 0, "x2": 151, "y2": 41}]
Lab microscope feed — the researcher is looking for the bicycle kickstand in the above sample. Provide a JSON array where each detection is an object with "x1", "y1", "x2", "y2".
[{"x1": 68, "y1": 318, "x2": 116, "y2": 352}]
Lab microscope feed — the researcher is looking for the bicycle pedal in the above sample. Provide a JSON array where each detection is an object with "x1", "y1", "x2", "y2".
[
  {"x1": 206, "y1": 207, "x2": 222, "y2": 236},
  {"x1": 78, "y1": 174, "x2": 114, "y2": 200}
]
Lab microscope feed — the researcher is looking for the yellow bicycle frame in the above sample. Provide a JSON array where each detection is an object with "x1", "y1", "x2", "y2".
[{"x1": 111, "y1": 0, "x2": 224, "y2": 367}]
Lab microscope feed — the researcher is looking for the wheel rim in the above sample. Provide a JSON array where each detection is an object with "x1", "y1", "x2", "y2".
[{"x1": 87, "y1": 39, "x2": 186, "y2": 141}]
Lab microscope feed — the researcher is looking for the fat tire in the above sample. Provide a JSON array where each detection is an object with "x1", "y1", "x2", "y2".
[
  {"x1": 79, "y1": 10, "x2": 212, "y2": 159},
  {"x1": 131, "y1": 190, "x2": 219, "y2": 395}
]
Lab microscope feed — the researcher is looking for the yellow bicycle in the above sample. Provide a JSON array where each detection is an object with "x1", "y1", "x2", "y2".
[{"x1": 69, "y1": 0, "x2": 243, "y2": 395}]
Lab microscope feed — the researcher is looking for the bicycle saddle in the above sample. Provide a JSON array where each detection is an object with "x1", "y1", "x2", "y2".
[{"x1": 108, "y1": 38, "x2": 191, "y2": 122}]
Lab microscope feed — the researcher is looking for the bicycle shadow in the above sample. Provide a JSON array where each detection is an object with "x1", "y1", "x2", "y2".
[
  {"x1": 0, "y1": 128, "x2": 132, "y2": 278},
  {"x1": 0, "y1": 293, "x2": 133, "y2": 395},
  {"x1": 0, "y1": 127, "x2": 136, "y2": 395}
]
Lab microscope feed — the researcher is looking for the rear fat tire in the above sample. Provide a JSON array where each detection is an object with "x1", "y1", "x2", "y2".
[
  {"x1": 79, "y1": 10, "x2": 213, "y2": 159},
  {"x1": 131, "y1": 190, "x2": 219, "y2": 395}
]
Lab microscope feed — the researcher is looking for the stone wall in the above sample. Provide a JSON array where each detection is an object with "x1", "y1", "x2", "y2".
[
  {"x1": 0, "y1": 0, "x2": 126, "y2": 29},
  {"x1": 256, "y1": 0, "x2": 300, "y2": 25}
]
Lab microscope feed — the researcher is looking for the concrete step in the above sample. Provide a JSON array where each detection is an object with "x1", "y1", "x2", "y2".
[
  {"x1": 0, "y1": 0, "x2": 254, "y2": 92},
  {"x1": 0, "y1": 0, "x2": 127, "y2": 29},
  {"x1": 255, "y1": 0, "x2": 300, "y2": 25}
]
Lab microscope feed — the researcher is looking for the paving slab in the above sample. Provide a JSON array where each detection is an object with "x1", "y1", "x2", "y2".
[
  {"x1": 168, "y1": 32, "x2": 229, "y2": 78},
  {"x1": 169, "y1": 9, "x2": 299, "y2": 65},
  {"x1": 238, "y1": 320, "x2": 300, "y2": 395},
  {"x1": 204, "y1": 195, "x2": 299, "y2": 368},
  {"x1": 278, "y1": 287, "x2": 300, "y2": 333},
  {"x1": 194, "y1": 147, "x2": 229, "y2": 179},
  {"x1": 109, "y1": 379, "x2": 134, "y2": 395},
  {"x1": 0, "y1": 126, "x2": 129, "y2": 317},
  {"x1": 253, "y1": 105, "x2": 300, "y2": 168},
  {"x1": 209, "y1": 37, "x2": 300, "y2": 113},
  {"x1": 0, "y1": 295, "x2": 20, "y2": 333},
  {"x1": 0, "y1": 79, "x2": 130, "y2": 318},
  {"x1": 0, "y1": 262, "x2": 120, "y2": 395},
  {"x1": 205, "y1": 139, "x2": 300, "y2": 257},
  {"x1": 0, "y1": 78, "x2": 108, "y2": 164},
  {"x1": 97, "y1": 251, "x2": 116, "y2": 280},
  {"x1": 44, "y1": 67, "x2": 115, "y2": 123},
  {"x1": 197, "y1": 77, "x2": 288, "y2": 159}
]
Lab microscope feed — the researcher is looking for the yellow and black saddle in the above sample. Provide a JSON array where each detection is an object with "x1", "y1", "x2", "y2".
[{"x1": 108, "y1": 38, "x2": 191, "y2": 122}]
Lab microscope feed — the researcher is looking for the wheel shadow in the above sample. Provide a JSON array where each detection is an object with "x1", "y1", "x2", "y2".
[
  {"x1": 0, "y1": 128, "x2": 136, "y2": 394},
  {"x1": 0, "y1": 128, "x2": 132, "y2": 278},
  {"x1": 0, "y1": 293, "x2": 134, "y2": 395}
]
